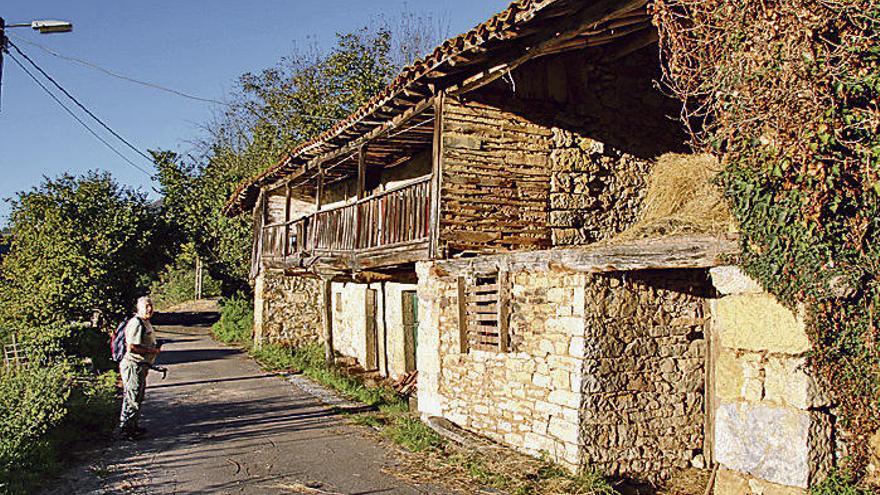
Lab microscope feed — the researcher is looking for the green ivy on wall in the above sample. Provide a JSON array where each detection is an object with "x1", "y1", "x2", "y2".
[{"x1": 654, "y1": 0, "x2": 880, "y2": 477}]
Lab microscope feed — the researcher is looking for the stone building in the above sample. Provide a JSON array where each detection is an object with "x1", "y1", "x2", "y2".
[{"x1": 225, "y1": 0, "x2": 837, "y2": 492}]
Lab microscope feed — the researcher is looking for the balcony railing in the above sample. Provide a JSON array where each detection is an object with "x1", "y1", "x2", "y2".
[{"x1": 261, "y1": 176, "x2": 431, "y2": 261}]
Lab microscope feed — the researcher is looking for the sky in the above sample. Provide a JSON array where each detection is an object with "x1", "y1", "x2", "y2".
[{"x1": 0, "y1": 0, "x2": 510, "y2": 226}]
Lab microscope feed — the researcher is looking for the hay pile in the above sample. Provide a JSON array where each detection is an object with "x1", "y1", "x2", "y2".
[{"x1": 614, "y1": 153, "x2": 736, "y2": 241}]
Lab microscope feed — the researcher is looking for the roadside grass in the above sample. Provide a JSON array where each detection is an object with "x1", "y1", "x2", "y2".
[{"x1": 211, "y1": 298, "x2": 617, "y2": 495}]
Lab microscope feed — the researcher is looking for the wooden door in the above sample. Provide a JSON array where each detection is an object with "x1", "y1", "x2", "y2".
[
  {"x1": 365, "y1": 288, "x2": 379, "y2": 371},
  {"x1": 402, "y1": 290, "x2": 418, "y2": 372}
]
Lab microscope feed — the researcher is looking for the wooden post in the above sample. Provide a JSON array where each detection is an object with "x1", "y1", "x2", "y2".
[
  {"x1": 428, "y1": 93, "x2": 444, "y2": 259},
  {"x1": 321, "y1": 277, "x2": 335, "y2": 365},
  {"x1": 498, "y1": 270, "x2": 510, "y2": 352},
  {"x1": 316, "y1": 167, "x2": 324, "y2": 210},
  {"x1": 283, "y1": 183, "x2": 292, "y2": 257},
  {"x1": 457, "y1": 276, "x2": 468, "y2": 354},
  {"x1": 365, "y1": 288, "x2": 378, "y2": 371},
  {"x1": 194, "y1": 257, "x2": 203, "y2": 300},
  {"x1": 357, "y1": 145, "x2": 367, "y2": 200},
  {"x1": 355, "y1": 145, "x2": 366, "y2": 250}
]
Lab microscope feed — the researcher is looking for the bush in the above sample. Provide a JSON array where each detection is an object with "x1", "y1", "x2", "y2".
[
  {"x1": 0, "y1": 363, "x2": 71, "y2": 492},
  {"x1": 18, "y1": 323, "x2": 114, "y2": 372},
  {"x1": 150, "y1": 244, "x2": 221, "y2": 310},
  {"x1": 212, "y1": 296, "x2": 253, "y2": 344},
  {"x1": 0, "y1": 363, "x2": 117, "y2": 495},
  {"x1": 0, "y1": 172, "x2": 176, "y2": 328}
]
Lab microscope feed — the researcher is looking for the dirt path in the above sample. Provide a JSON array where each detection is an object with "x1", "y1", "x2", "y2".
[{"x1": 44, "y1": 311, "x2": 446, "y2": 495}]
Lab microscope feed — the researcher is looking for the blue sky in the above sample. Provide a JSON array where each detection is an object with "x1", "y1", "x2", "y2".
[{"x1": 0, "y1": 0, "x2": 509, "y2": 226}]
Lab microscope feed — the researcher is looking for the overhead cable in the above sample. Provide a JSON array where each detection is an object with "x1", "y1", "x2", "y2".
[
  {"x1": 7, "y1": 39, "x2": 155, "y2": 165},
  {"x1": 9, "y1": 34, "x2": 230, "y2": 106},
  {"x1": 9, "y1": 34, "x2": 341, "y2": 123},
  {"x1": 5, "y1": 52, "x2": 154, "y2": 178}
]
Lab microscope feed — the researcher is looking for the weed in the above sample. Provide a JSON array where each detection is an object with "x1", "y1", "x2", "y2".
[
  {"x1": 382, "y1": 415, "x2": 442, "y2": 452},
  {"x1": 811, "y1": 470, "x2": 871, "y2": 495}
]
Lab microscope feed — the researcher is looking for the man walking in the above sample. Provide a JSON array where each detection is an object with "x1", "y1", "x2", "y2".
[{"x1": 115, "y1": 296, "x2": 160, "y2": 440}]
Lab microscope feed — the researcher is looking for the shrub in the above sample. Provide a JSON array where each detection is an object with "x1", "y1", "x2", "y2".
[
  {"x1": 0, "y1": 363, "x2": 117, "y2": 495},
  {"x1": 0, "y1": 363, "x2": 71, "y2": 491},
  {"x1": 0, "y1": 172, "x2": 176, "y2": 328},
  {"x1": 654, "y1": 0, "x2": 880, "y2": 472},
  {"x1": 150, "y1": 244, "x2": 221, "y2": 310},
  {"x1": 212, "y1": 296, "x2": 253, "y2": 344}
]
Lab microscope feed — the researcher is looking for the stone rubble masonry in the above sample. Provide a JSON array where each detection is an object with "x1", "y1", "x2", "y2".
[
  {"x1": 580, "y1": 270, "x2": 709, "y2": 483},
  {"x1": 709, "y1": 266, "x2": 833, "y2": 494},
  {"x1": 254, "y1": 270, "x2": 322, "y2": 348},
  {"x1": 417, "y1": 260, "x2": 709, "y2": 481},
  {"x1": 549, "y1": 128, "x2": 652, "y2": 246}
]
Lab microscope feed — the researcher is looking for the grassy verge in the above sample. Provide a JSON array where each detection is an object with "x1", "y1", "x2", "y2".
[{"x1": 212, "y1": 296, "x2": 618, "y2": 495}]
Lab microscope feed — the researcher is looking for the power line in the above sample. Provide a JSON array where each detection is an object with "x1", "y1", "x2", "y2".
[
  {"x1": 7, "y1": 34, "x2": 341, "y2": 123},
  {"x1": 7, "y1": 40, "x2": 155, "y2": 164},
  {"x1": 5, "y1": 51, "x2": 155, "y2": 178},
  {"x1": 9, "y1": 34, "x2": 230, "y2": 106}
]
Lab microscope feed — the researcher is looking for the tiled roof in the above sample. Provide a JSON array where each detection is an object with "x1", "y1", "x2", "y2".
[{"x1": 224, "y1": 0, "x2": 565, "y2": 216}]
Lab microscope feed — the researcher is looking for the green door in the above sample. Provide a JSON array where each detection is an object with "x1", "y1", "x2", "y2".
[{"x1": 402, "y1": 291, "x2": 418, "y2": 372}]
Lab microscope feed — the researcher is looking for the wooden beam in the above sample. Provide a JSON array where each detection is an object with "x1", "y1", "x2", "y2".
[
  {"x1": 498, "y1": 270, "x2": 510, "y2": 352},
  {"x1": 457, "y1": 277, "x2": 469, "y2": 354},
  {"x1": 428, "y1": 92, "x2": 445, "y2": 260},
  {"x1": 436, "y1": 236, "x2": 740, "y2": 276},
  {"x1": 283, "y1": 183, "x2": 292, "y2": 257},
  {"x1": 446, "y1": 0, "x2": 650, "y2": 97},
  {"x1": 307, "y1": 96, "x2": 435, "y2": 170},
  {"x1": 357, "y1": 145, "x2": 367, "y2": 201},
  {"x1": 316, "y1": 167, "x2": 324, "y2": 210},
  {"x1": 321, "y1": 277, "x2": 334, "y2": 365}
]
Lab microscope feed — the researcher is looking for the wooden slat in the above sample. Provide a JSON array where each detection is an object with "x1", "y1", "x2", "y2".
[
  {"x1": 498, "y1": 270, "x2": 510, "y2": 352},
  {"x1": 458, "y1": 277, "x2": 468, "y2": 354},
  {"x1": 470, "y1": 292, "x2": 499, "y2": 302}
]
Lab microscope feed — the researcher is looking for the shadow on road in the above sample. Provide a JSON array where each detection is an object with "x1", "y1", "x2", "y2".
[
  {"x1": 153, "y1": 311, "x2": 219, "y2": 327},
  {"x1": 149, "y1": 374, "x2": 277, "y2": 390},
  {"x1": 156, "y1": 348, "x2": 241, "y2": 365}
]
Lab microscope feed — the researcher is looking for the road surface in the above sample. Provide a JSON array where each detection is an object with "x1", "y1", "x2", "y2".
[{"x1": 44, "y1": 310, "x2": 444, "y2": 495}]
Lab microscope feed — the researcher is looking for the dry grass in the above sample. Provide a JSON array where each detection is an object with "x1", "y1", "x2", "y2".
[
  {"x1": 389, "y1": 442, "x2": 617, "y2": 495},
  {"x1": 614, "y1": 153, "x2": 736, "y2": 241}
]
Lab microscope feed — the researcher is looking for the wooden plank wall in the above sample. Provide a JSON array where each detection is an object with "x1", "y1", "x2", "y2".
[{"x1": 439, "y1": 96, "x2": 553, "y2": 254}]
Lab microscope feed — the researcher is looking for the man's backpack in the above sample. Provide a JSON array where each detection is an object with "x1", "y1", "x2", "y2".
[{"x1": 110, "y1": 319, "x2": 129, "y2": 362}]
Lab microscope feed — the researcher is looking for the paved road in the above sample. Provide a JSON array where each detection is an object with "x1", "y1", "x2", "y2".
[{"x1": 45, "y1": 311, "x2": 442, "y2": 495}]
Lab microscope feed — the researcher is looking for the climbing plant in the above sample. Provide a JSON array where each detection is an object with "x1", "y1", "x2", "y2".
[{"x1": 653, "y1": 0, "x2": 879, "y2": 476}]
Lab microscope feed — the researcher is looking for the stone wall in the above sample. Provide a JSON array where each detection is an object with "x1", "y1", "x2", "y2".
[
  {"x1": 709, "y1": 266, "x2": 834, "y2": 494},
  {"x1": 417, "y1": 262, "x2": 710, "y2": 478},
  {"x1": 253, "y1": 270, "x2": 322, "y2": 347},
  {"x1": 417, "y1": 262, "x2": 586, "y2": 467},
  {"x1": 581, "y1": 271, "x2": 709, "y2": 482},
  {"x1": 549, "y1": 129, "x2": 651, "y2": 245}
]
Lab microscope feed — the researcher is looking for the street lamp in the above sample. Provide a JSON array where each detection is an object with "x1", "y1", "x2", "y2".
[{"x1": 0, "y1": 16, "x2": 74, "y2": 109}]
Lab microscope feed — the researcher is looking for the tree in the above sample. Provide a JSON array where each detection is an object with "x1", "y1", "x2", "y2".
[{"x1": 0, "y1": 172, "x2": 176, "y2": 328}]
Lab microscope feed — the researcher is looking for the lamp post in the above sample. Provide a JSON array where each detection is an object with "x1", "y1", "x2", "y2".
[{"x1": 0, "y1": 16, "x2": 73, "y2": 110}]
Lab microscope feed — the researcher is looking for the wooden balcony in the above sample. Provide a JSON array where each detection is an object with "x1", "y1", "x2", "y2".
[{"x1": 261, "y1": 177, "x2": 432, "y2": 271}]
